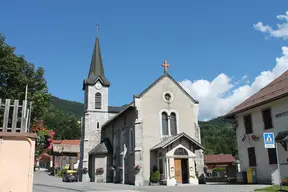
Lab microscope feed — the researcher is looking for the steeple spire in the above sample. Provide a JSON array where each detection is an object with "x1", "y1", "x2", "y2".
[{"x1": 83, "y1": 27, "x2": 110, "y2": 90}]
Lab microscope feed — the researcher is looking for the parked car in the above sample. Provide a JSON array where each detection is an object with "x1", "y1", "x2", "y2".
[{"x1": 62, "y1": 170, "x2": 78, "y2": 182}]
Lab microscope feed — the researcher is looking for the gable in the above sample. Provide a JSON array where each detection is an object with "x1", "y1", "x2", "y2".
[{"x1": 135, "y1": 73, "x2": 198, "y2": 104}]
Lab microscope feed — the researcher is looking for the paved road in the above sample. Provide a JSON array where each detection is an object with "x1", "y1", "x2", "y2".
[{"x1": 33, "y1": 171, "x2": 269, "y2": 192}]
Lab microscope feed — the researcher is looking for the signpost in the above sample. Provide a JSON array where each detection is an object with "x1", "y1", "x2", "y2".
[
  {"x1": 263, "y1": 133, "x2": 275, "y2": 148},
  {"x1": 263, "y1": 133, "x2": 281, "y2": 189}
]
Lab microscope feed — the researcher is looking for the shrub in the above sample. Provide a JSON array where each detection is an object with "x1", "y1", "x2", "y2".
[
  {"x1": 281, "y1": 177, "x2": 288, "y2": 186},
  {"x1": 150, "y1": 170, "x2": 160, "y2": 183},
  {"x1": 213, "y1": 167, "x2": 226, "y2": 172},
  {"x1": 56, "y1": 170, "x2": 62, "y2": 177}
]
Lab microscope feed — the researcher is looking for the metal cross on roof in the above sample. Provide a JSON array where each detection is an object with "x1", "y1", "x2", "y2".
[
  {"x1": 96, "y1": 22, "x2": 100, "y2": 36},
  {"x1": 161, "y1": 60, "x2": 170, "y2": 73}
]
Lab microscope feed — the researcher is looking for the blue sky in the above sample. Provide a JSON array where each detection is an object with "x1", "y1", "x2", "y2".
[{"x1": 1, "y1": 1, "x2": 287, "y2": 119}]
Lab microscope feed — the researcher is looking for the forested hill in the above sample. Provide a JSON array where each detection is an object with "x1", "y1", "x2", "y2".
[
  {"x1": 199, "y1": 117, "x2": 237, "y2": 156},
  {"x1": 50, "y1": 97, "x2": 237, "y2": 156},
  {"x1": 51, "y1": 96, "x2": 84, "y2": 118}
]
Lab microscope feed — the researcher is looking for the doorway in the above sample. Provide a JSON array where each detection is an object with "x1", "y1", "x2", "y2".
[
  {"x1": 174, "y1": 158, "x2": 189, "y2": 184},
  {"x1": 181, "y1": 158, "x2": 189, "y2": 183}
]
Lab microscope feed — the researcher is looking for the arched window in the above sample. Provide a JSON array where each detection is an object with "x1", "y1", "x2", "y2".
[
  {"x1": 174, "y1": 147, "x2": 188, "y2": 156},
  {"x1": 120, "y1": 130, "x2": 124, "y2": 152},
  {"x1": 161, "y1": 112, "x2": 168, "y2": 136},
  {"x1": 170, "y1": 112, "x2": 177, "y2": 136},
  {"x1": 130, "y1": 128, "x2": 135, "y2": 152},
  {"x1": 95, "y1": 92, "x2": 101, "y2": 109}
]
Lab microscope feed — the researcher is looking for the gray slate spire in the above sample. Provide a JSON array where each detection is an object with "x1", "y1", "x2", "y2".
[{"x1": 83, "y1": 36, "x2": 110, "y2": 90}]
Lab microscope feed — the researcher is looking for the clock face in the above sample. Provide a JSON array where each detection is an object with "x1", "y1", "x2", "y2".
[{"x1": 96, "y1": 82, "x2": 102, "y2": 90}]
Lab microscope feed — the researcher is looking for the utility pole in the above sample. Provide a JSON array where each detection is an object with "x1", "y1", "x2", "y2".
[{"x1": 25, "y1": 85, "x2": 28, "y2": 101}]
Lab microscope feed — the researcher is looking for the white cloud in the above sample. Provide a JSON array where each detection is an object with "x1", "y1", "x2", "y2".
[
  {"x1": 179, "y1": 46, "x2": 288, "y2": 121},
  {"x1": 254, "y1": 11, "x2": 288, "y2": 39}
]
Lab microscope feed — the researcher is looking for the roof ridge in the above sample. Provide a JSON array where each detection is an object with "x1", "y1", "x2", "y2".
[
  {"x1": 226, "y1": 70, "x2": 288, "y2": 117},
  {"x1": 234, "y1": 84, "x2": 288, "y2": 110}
]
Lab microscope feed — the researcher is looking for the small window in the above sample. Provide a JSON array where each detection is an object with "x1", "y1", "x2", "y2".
[
  {"x1": 95, "y1": 92, "x2": 102, "y2": 109},
  {"x1": 130, "y1": 128, "x2": 134, "y2": 152},
  {"x1": 244, "y1": 114, "x2": 253, "y2": 134},
  {"x1": 248, "y1": 147, "x2": 257, "y2": 166},
  {"x1": 97, "y1": 122, "x2": 100, "y2": 129},
  {"x1": 120, "y1": 131, "x2": 124, "y2": 152},
  {"x1": 268, "y1": 148, "x2": 277, "y2": 164},
  {"x1": 161, "y1": 112, "x2": 169, "y2": 135},
  {"x1": 262, "y1": 108, "x2": 273, "y2": 129},
  {"x1": 164, "y1": 93, "x2": 171, "y2": 102}
]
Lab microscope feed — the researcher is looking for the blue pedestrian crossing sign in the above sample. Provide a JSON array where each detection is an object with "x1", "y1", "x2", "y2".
[{"x1": 263, "y1": 133, "x2": 275, "y2": 148}]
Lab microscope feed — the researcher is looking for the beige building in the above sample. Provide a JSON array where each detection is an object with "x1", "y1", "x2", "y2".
[
  {"x1": 225, "y1": 70, "x2": 288, "y2": 184},
  {"x1": 82, "y1": 34, "x2": 205, "y2": 186}
]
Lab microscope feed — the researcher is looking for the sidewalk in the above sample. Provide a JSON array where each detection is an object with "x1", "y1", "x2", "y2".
[{"x1": 33, "y1": 171, "x2": 140, "y2": 192}]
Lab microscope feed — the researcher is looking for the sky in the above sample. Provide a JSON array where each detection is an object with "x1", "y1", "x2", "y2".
[{"x1": 1, "y1": 1, "x2": 288, "y2": 120}]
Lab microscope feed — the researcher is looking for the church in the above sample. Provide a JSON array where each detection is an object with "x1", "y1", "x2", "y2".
[{"x1": 81, "y1": 33, "x2": 205, "y2": 186}]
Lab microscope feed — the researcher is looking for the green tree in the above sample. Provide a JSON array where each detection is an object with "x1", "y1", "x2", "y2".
[
  {"x1": 199, "y1": 117, "x2": 238, "y2": 157},
  {"x1": 43, "y1": 104, "x2": 81, "y2": 140},
  {"x1": 0, "y1": 33, "x2": 51, "y2": 120}
]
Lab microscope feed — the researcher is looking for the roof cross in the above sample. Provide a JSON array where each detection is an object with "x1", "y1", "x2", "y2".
[
  {"x1": 161, "y1": 60, "x2": 170, "y2": 73},
  {"x1": 96, "y1": 22, "x2": 100, "y2": 37}
]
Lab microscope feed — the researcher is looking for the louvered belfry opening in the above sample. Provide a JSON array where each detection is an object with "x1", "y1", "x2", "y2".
[{"x1": 95, "y1": 93, "x2": 102, "y2": 109}]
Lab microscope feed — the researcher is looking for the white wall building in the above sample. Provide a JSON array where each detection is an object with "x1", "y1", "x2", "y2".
[
  {"x1": 81, "y1": 34, "x2": 205, "y2": 186},
  {"x1": 225, "y1": 70, "x2": 288, "y2": 184}
]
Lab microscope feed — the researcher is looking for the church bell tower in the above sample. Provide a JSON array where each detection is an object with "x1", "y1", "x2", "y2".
[{"x1": 82, "y1": 31, "x2": 110, "y2": 168}]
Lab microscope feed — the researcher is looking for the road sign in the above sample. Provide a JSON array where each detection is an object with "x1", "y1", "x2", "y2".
[{"x1": 263, "y1": 132, "x2": 275, "y2": 148}]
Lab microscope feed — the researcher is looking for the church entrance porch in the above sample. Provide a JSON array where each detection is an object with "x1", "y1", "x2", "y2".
[{"x1": 150, "y1": 132, "x2": 205, "y2": 186}]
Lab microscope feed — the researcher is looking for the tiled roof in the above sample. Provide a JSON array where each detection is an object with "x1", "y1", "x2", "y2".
[
  {"x1": 89, "y1": 139, "x2": 113, "y2": 155},
  {"x1": 53, "y1": 140, "x2": 80, "y2": 145},
  {"x1": 150, "y1": 132, "x2": 204, "y2": 150},
  {"x1": 205, "y1": 154, "x2": 236, "y2": 164},
  {"x1": 226, "y1": 70, "x2": 288, "y2": 117},
  {"x1": 108, "y1": 105, "x2": 128, "y2": 113}
]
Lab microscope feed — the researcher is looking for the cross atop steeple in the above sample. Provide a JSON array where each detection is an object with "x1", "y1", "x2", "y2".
[
  {"x1": 96, "y1": 22, "x2": 100, "y2": 37},
  {"x1": 161, "y1": 60, "x2": 170, "y2": 73}
]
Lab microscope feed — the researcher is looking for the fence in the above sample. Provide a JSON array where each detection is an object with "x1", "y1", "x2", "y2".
[
  {"x1": 0, "y1": 99, "x2": 32, "y2": 133},
  {"x1": 0, "y1": 98, "x2": 36, "y2": 192}
]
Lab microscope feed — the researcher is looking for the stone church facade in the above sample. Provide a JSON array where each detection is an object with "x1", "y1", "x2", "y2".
[{"x1": 82, "y1": 34, "x2": 205, "y2": 186}]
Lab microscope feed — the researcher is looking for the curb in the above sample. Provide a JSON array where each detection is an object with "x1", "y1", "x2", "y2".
[{"x1": 34, "y1": 183, "x2": 84, "y2": 192}]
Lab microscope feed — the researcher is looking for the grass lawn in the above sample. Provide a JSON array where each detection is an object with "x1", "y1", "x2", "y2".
[{"x1": 254, "y1": 185, "x2": 288, "y2": 191}]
